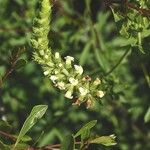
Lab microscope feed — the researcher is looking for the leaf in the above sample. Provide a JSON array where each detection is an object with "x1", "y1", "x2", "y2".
[
  {"x1": 89, "y1": 135, "x2": 117, "y2": 146},
  {"x1": 15, "y1": 59, "x2": 27, "y2": 70},
  {"x1": 79, "y1": 41, "x2": 92, "y2": 65},
  {"x1": 61, "y1": 134, "x2": 74, "y2": 150},
  {"x1": 11, "y1": 143, "x2": 29, "y2": 150},
  {"x1": 0, "y1": 119, "x2": 12, "y2": 132},
  {"x1": 74, "y1": 120, "x2": 97, "y2": 138},
  {"x1": 144, "y1": 107, "x2": 150, "y2": 123},
  {"x1": 14, "y1": 105, "x2": 48, "y2": 149}
]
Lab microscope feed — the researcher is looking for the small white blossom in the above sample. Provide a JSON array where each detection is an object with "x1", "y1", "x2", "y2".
[
  {"x1": 74, "y1": 65, "x2": 83, "y2": 75},
  {"x1": 64, "y1": 56, "x2": 74, "y2": 65},
  {"x1": 65, "y1": 90, "x2": 73, "y2": 99},
  {"x1": 97, "y1": 90, "x2": 105, "y2": 98},
  {"x1": 86, "y1": 99, "x2": 92, "y2": 109},
  {"x1": 69, "y1": 77, "x2": 78, "y2": 86},
  {"x1": 93, "y1": 78, "x2": 101, "y2": 85},
  {"x1": 44, "y1": 70, "x2": 49, "y2": 76},
  {"x1": 55, "y1": 52, "x2": 60, "y2": 59},
  {"x1": 39, "y1": 50, "x2": 45, "y2": 56},
  {"x1": 50, "y1": 75, "x2": 58, "y2": 83},
  {"x1": 79, "y1": 87, "x2": 88, "y2": 96},
  {"x1": 57, "y1": 82, "x2": 65, "y2": 90}
]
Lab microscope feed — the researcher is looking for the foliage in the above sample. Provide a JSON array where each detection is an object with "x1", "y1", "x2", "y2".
[{"x1": 0, "y1": 0, "x2": 150, "y2": 150}]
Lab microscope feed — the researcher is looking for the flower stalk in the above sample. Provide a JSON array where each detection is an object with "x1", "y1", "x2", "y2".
[{"x1": 31, "y1": 0, "x2": 105, "y2": 108}]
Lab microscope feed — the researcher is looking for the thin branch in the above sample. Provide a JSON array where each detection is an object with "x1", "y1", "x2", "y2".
[
  {"x1": 105, "y1": 48, "x2": 131, "y2": 76},
  {"x1": 0, "y1": 130, "x2": 16, "y2": 142}
]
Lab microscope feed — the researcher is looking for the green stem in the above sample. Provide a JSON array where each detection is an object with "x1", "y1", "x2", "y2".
[{"x1": 105, "y1": 48, "x2": 131, "y2": 76}]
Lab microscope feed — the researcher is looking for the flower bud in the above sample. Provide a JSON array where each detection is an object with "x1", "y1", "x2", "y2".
[
  {"x1": 69, "y1": 77, "x2": 78, "y2": 86},
  {"x1": 65, "y1": 90, "x2": 73, "y2": 99},
  {"x1": 74, "y1": 65, "x2": 83, "y2": 75},
  {"x1": 97, "y1": 90, "x2": 105, "y2": 98},
  {"x1": 79, "y1": 87, "x2": 88, "y2": 96}
]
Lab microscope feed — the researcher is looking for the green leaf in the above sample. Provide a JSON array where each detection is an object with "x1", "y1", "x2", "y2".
[
  {"x1": 79, "y1": 41, "x2": 92, "y2": 65},
  {"x1": 15, "y1": 59, "x2": 27, "y2": 70},
  {"x1": 14, "y1": 105, "x2": 48, "y2": 149},
  {"x1": 89, "y1": 135, "x2": 117, "y2": 146},
  {"x1": 11, "y1": 143, "x2": 29, "y2": 150},
  {"x1": 0, "y1": 119, "x2": 12, "y2": 132},
  {"x1": 144, "y1": 107, "x2": 150, "y2": 123},
  {"x1": 74, "y1": 120, "x2": 97, "y2": 138},
  {"x1": 61, "y1": 134, "x2": 74, "y2": 150}
]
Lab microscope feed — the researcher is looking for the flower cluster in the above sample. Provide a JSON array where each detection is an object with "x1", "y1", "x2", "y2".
[{"x1": 31, "y1": 0, "x2": 105, "y2": 108}]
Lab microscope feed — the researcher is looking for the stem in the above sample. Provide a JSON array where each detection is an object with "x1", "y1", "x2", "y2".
[
  {"x1": 105, "y1": 48, "x2": 131, "y2": 76},
  {"x1": 0, "y1": 130, "x2": 16, "y2": 142}
]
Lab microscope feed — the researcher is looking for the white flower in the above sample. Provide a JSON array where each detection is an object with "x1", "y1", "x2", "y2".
[
  {"x1": 86, "y1": 99, "x2": 92, "y2": 109},
  {"x1": 44, "y1": 70, "x2": 49, "y2": 76},
  {"x1": 65, "y1": 90, "x2": 73, "y2": 99},
  {"x1": 97, "y1": 90, "x2": 105, "y2": 98},
  {"x1": 79, "y1": 87, "x2": 88, "y2": 96},
  {"x1": 57, "y1": 82, "x2": 65, "y2": 90},
  {"x1": 93, "y1": 78, "x2": 101, "y2": 85},
  {"x1": 74, "y1": 65, "x2": 83, "y2": 75},
  {"x1": 39, "y1": 50, "x2": 44, "y2": 56},
  {"x1": 69, "y1": 77, "x2": 78, "y2": 86},
  {"x1": 50, "y1": 75, "x2": 58, "y2": 83},
  {"x1": 55, "y1": 52, "x2": 60, "y2": 59},
  {"x1": 64, "y1": 56, "x2": 74, "y2": 65}
]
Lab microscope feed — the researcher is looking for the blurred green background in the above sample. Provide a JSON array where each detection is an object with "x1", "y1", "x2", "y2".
[{"x1": 0, "y1": 0, "x2": 150, "y2": 149}]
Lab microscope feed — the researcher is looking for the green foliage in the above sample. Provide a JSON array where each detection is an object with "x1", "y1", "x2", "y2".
[
  {"x1": 111, "y1": 0, "x2": 150, "y2": 53},
  {"x1": 89, "y1": 135, "x2": 117, "y2": 146},
  {"x1": 144, "y1": 107, "x2": 150, "y2": 123},
  {"x1": 61, "y1": 134, "x2": 74, "y2": 150}
]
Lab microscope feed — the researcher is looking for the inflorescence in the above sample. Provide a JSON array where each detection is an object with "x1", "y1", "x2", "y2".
[{"x1": 31, "y1": 0, "x2": 105, "y2": 108}]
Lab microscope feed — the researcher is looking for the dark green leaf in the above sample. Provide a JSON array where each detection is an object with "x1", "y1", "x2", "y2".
[
  {"x1": 0, "y1": 120, "x2": 12, "y2": 132},
  {"x1": 15, "y1": 59, "x2": 27, "y2": 70},
  {"x1": 74, "y1": 120, "x2": 97, "y2": 138},
  {"x1": 0, "y1": 140, "x2": 10, "y2": 150},
  {"x1": 61, "y1": 134, "x2": 74, "y2": 150}
]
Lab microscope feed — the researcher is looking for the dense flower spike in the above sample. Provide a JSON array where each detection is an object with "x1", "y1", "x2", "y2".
[{"x1": 31, "y1": 0, "x2": 105, "y2": 108}]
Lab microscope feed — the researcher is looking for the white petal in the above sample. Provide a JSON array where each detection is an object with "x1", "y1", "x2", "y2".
[
  {"x1": 74, "y1": 65, "x2": 83, "y2": 75},
  {"x1": 97, "y1": 90, "x2": 105, "y2": 98},
  {"x1": 69, "y1": 77, "x2": 78, "y2": 86},
  {"x1": 65, "y1": 90, "x2": 73, "y2": 99},
  {"x1": 79, "y1": 87, "x2": 88, "y2": 96},
  {"x1": 55, "y1": 52, "x2": 60, "y2": 59},
  {"x1": 44, "y1": 70, "x2": 49, "y2": 76}
]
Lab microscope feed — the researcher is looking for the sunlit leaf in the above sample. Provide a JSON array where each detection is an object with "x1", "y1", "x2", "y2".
[
  {"x1": 14, "y1": 105, "x2": 48, "y2": 148},
  {"x1": 144, "y1": 107, "x2": 150, "y2": 123},
  {"x1": 89, "y1": 134, "x2": 117, "y2": 146}
]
